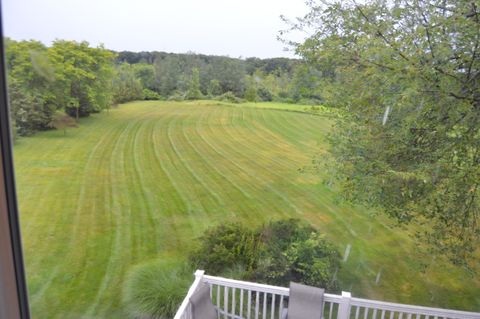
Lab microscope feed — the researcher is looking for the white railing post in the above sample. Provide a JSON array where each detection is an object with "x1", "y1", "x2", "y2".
[
  {"x1": 194, "y1": 269, "x2": 205, "y2": 282},
  {"x1": 173, "y1": 270, "x2": 205, "y2": 319},
  {"x1": 338, "y1": 291, "x2": 352, "y2": 319}
]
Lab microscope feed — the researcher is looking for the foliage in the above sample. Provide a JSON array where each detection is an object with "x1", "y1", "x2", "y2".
[
  {"x1": 244, "y1": 77, "x2": 258, "y2": 102},
  {"x1": 7, "y1": 78, "x2": 55, "y2": 136},
  {"x1": 112, "y1": 63, "x2": 143, "y2": 104},
  {"x1": 253, "y1": 219, "x2": 340, "y2": 291},
  {"x1": 215, "y1": 91, "x2": 243, "y2": 103},
  {"x1": 185, "y1": 68, "x2": 203, "y2": 100},
  {"x1": 290, "y1": 0, "x2": 480, "y2": 266},
  {"x1": 257, "y1": 87, "x2": 273, "y2": 102},
  {"x1": 132, "y1": 63, "x2": 157, "y2": 91},
  {"x1": 48, "y1": 40, "x2": 115, "y2": 119},
  {"x1": 5, "y1": 39, "x2": 57, "y2": 136},
  {"x1": 142, "y1": 88, "x2": 162, "y2": 100},
  {"x1": 122, "y1": 258, "x2": 192, "y2": 319},
  {"x1": 207, "y1": 79, "x2": 222, "y2": 97},
  {"x1": 190, "y1": 223, "x2": 259, "y2": 275},
  {"x1": 289, "y1": 64, "x2": 323, "y2": 102},
  {"x1": 190, "y1": 219, "x2": 341, "y2": 291}
]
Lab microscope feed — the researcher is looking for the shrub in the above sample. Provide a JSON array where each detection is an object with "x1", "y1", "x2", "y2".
[
  {"x1": 257, "y1": 87, "x2": 273, "y2": 101},
  {"x1": 167, "y1": 91, "x2": 186, "y2": 101},
  {"x1": 215, "y1": 91, "x2": 242, "y2": 104},
  {"x1": 122, "y1": 258, "x2": 193, "y2": 319},
  {"x1": 190, "y1": 219, "x2": 341, "y2": 292},
  {"x1": 142, "y1": 89, "x2": 162, "y2": 100},
  {"x1": 190, "y1": 223, "x2": 259, "y2": 276}
]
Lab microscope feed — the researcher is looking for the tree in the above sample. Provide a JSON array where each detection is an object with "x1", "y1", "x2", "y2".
[
  {"x1": 289, "y1": 64, "x2": 323, "y2": 103},
  {"x1": 48, "y1": 40, "x2": 115, "y2": 120},
  {"x1": 244, "y1": 76, "x2": 258, "y2": 102},
  {"x1": 207, "y1": 79, "x2": 222, "y2": 97},
  {"x1": 112, "y1": 63, "x2": 143, "y2": 103},
  {"x1": 185, "y1": 68, "x2": 203, "y2": 100},
  {"x1": 5, "y1": 39, "x2": 57, "y2": 135},
  {"x1": 132, "y1": 63, "x2": 157, "y2": 91},
  {"x1": 290, "y1": 0, "x2": 480, "y2": 266}
]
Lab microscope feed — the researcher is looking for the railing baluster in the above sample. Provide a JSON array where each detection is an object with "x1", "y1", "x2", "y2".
[
  {"x1": 217, "y1": 285, "x2": 221, "y2": 319},
  {"x1": 381, "y1": 310, "x2": 386, "y2": 319},
  {"x1": 278, "y1": 295, "x2": 284, "y2": 319},
  {"x1": 364, "y1": 308, "x2": 369, "y2": 319},
  {"x1": 232, "y1": 287, "x2": 236, "y2": 317},
  {"x1": 355, "y1": 306, "x2": 360, "y2": 319},
  {"x1": 247, "y1": 290, "x2": 252, "y2": 319},
  {"x1": 224, "y1": 286, "x2": 229, "y2": 319},
  {"x1": 240, "y1": 289, "x2": 244, "y2": 318},
  {"x1": 255, "y1": 291, "x2": 260, "y2": 319},
  {"x1": 329, "y1": 302, "x2": 334, "y2": 319},
  {"x1": 271, "y1": 293, "x2": 276, "y2": 319},
  {"x1": 407, "y1": 313, "x2": 412, "y2": 319},
  {"x1": 399, "y1": 313, "x2": 403, "y2": 319},
  {"x1": 389, "y1": 311, "x2": 394, "y2": 319},
  {"x1": 373, "y1": 309, "x2": 378, "y2": 319},
  {"x1": 263, "y1": 292, "x2": 267, "y2": 319}
]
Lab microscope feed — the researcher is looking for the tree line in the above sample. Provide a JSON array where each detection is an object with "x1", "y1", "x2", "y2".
[{"x1": 6, "y1": 38, "x2": 324, "y2": 137}]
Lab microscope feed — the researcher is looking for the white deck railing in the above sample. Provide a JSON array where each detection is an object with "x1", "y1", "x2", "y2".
[{"x1": 174, "y1": 270, "x2": 480, "y2": 319}]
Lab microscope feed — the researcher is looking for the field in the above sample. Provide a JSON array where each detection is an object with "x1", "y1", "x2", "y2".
[{"x1": 13, "y1": 101, "x2": 479, "y2": 318}]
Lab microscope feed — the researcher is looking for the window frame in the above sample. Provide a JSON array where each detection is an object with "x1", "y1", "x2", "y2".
[{"x1": 0, "y1": 2, "x2": 31, "y2": 318}]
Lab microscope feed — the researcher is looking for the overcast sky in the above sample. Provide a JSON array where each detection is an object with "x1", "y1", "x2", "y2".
[{"x1": 2, "y1": 0, "x2": 309, "y2": 58}]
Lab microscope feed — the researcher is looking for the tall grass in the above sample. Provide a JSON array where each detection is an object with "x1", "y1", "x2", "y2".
[{"x1": 122, "y1": 258, "x2": 193, "y2": 318}]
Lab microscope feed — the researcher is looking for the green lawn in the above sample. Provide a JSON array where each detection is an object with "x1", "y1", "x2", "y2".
[{"x1": 13, "y1": 101, "x2": 479, "y2": 318}]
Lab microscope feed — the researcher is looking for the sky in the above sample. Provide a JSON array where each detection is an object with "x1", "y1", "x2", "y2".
[{"x1": 2, "y1": 0, "x2": 309, "y2": 58}]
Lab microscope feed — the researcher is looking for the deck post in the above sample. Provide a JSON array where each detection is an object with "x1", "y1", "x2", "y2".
[{"x1": 338, "y1": 291, "x2": 352, "y2": 319}]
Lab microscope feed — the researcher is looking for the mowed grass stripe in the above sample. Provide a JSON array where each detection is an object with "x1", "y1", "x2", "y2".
[
  {"x1": 213, "y1": 106, "x2": 303, "y2": 213},
  {"x1": 180, "y1": 107, "x2": 255, "y2": 217},
  {"x1": 202, "y1": 105, "x2": 299, "y2": 217},
  {"x1": 26, "y1": 119, "x2": 125, "y2": 313}
]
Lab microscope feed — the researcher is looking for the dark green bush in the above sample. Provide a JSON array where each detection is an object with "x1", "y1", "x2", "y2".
[
  {"x1": 190, "y1": 223, "x2": 259, "y2": 275},
  {"x1": 122, "y1": 258, "x2": 193, "y2": 319},
  {"x1": 142, "y1": 88, "x2": 162, "y2": 100},
  {"x1": 257, "y1": 87, "x2": 273, "y2": 101},
  {"x1": 190, "y1": 219, "x2": 341, "y2": 291},
  {"x1": 215, "y1": 91, "x2": 242, "y2": 103}
]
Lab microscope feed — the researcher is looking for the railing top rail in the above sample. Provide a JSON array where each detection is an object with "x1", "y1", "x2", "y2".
[
  {"x1": 202, "y1": 274, "x2": 343, "y2": 302},
  {"x1": 203, "y1": 274, "x2": 289, "y2": 295},
  {"x1": 351, "y1": 297, "x2": 480, "y2": 319}
]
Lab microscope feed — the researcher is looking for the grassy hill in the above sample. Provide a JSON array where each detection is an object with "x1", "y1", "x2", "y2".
[{"x1": 13, "y1": 101, "x2": 479, "y2": 318}]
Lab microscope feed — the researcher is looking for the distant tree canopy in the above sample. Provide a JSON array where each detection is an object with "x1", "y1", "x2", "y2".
[
  {"x1": 6, "y1": 38, "x2": 318, "y2": 138},
  {"x1": 290, "y1": 0, "x2": 480, "y2": 266}
]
